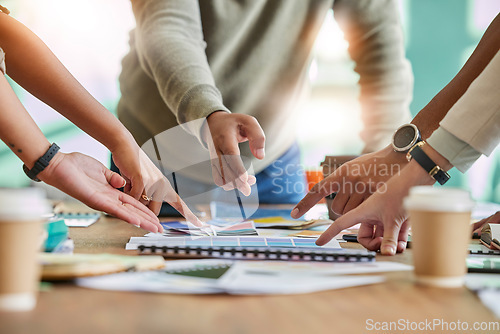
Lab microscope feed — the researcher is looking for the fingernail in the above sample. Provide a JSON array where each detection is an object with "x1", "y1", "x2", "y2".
[
  {"x1": 398, "y1": 241, "x2": 407, "y2": 251},
  {"x1": 121, "y1": 179, "x2": 127, "y2": 188},
  {"x1": 256, "y1": 148, "x2": 265, "y2": 159},
  {"x1": 291, "y1": 208, "x2": 299, "y2": 218},
  {"x1": 381, "y1": 245, "x2": 395, "y2": 255},
  {"x1": 241, "y1": 185, "x2": 251, "y2": 197}
]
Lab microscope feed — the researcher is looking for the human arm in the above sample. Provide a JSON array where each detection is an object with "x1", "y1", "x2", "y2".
[
  {"x1": 333, "y1": 0, "x2": 412, "y2": 153},
  {"x1": 314, "y1": 46, "x2": 500, "y2": 254},
  {"x1": 0, "y1": 73, "x2": 162, "y2": 232},
  {"x1": 130, "y1": 0, "x2": 265, "y2": 195},
  {"x1": 316, "y1": 143, "x2": 452, "y2": 255},
  {"x1": 0, "y1": 11, "x2": 202, "y2": 223},
  {"x1": 0, "y1": 13, "x2": 139, "y2": 193},
  {"x1": 292, "y1": 13, "x2": 500, "y2": 220}
]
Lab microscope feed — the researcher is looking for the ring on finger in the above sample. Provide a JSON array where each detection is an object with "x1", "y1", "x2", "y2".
[{"x1": 141, "y1": 194, "x2": 153, "y2": 201}]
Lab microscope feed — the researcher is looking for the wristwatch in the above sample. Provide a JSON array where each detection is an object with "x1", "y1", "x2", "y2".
[
  {"x1": 23, "y1": 143, "x2": 60, "y2": 182},
  {"x1": 406, "y1": 142, "x2": 450, "y2": 185},
  {"x1": 391, "y1": 124, "x2": 422, "y2": 153}
]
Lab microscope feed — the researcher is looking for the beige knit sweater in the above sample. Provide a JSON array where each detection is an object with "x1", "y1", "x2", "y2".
[{"x1": 118, "y1": 0, "x2": 412, "y2": 183}]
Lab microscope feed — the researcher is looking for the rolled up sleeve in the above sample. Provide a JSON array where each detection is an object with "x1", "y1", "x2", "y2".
[
  {"x1": 427, "y1": 51, "x2": 500, "y2": 172},
  {"x1": 0, "y1": 48, "x2": 5, "y2": 75}
]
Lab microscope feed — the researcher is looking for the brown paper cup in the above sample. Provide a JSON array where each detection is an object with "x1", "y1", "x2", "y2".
[
  {"x1": 0, "y1": 188, "x2": 49, "y2": 311},
  {"x1": 404, "y1": 187, "x2": 474, "y2": 288}
]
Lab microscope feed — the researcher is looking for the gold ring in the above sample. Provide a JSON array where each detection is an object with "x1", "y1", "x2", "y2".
[{"x1": 141, "y1": 194, "x2": 153, "y2": 201}]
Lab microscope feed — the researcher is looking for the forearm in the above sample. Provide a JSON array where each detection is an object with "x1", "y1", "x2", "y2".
[
  {"x1": 0, "y1": 13, "x2": 132, "y2": 152},
  {"x1": 411, "y1": 13, "x2": 500, "y2": 140},
  {"x1": 334, "y1": 0, "x2": 412, "y2": 152},
  {"x1": 369, "y1": 14, "x2": 499, "y2": 167},
  {"x1": 131, "y1": 0, "x2": 228, "y2": 138},
  {"x1": 0, "y1": 75, "x2": 50, "y2": 168}
]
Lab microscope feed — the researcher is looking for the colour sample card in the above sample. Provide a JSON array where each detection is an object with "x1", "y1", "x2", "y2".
[{"x1": 126, "y1": 236, "x2": 340, "y2": 250}]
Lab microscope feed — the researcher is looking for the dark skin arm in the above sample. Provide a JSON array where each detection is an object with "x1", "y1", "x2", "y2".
[
  {"x1": 411, "y1": 13, "x2": 500, "y2": 139},
  {"x1": 292, "y1": 13, "x2": 500, "y2": 220}
]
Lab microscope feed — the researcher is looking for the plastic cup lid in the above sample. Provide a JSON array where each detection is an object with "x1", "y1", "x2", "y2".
[
  {"x1": 403, "y1": 186, "x2": 475, "y2": 212},
  {"x1": 0, "y1": 188, "x2": 51, "y2": 221}
]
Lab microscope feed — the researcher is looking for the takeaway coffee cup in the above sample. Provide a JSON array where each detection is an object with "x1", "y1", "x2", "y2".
[
  {"x1": 404, "y1": 186, "x2": 475, "y2": 288},
  {"x1": 0, "y1": 188, "x2": 50, "y2": 311}
]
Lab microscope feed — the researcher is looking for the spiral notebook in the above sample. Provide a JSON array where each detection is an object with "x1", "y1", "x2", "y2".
[{"x1": 137, "y1": 244, "x2": 375, "y2": 263}]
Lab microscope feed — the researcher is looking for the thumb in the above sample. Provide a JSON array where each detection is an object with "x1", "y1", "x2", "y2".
[
  {"x1": 241, "y1": 117, "x2": 266, "y2": 159},
  {"x1": 380, "y1": 223, "x2": 400, "y2": 256},
  {"x1": 106, "y1": 169, "x2": 127, "y2": 189}
]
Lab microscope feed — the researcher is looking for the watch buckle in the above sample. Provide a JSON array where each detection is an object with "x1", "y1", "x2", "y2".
[
  {"x1": 429, "y1": 165, "x2": 441, "y2": 177},
  {"x1": 406, "y1": 141, "x2": 425, "y2": 162}
]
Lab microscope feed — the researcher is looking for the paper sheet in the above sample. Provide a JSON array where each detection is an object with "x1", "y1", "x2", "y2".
[
  {"x1": 76, "y1": 259, "x2": 405, "y2": 295},
  {"x1": 219, "y1": 263, "x2": 384, "y2": 295},
  {"x1": 159, "y1": 221, "x2": 258, "y2": 237},
  {"x1": 465, "y1": 273, "x2": 500, "y2": 318}
]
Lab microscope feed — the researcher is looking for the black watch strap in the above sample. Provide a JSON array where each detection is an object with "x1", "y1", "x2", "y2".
[
  {"x1": 406, "y1": 142, "x2": 450, "y2": 185},
  {"x1": 23, "y1": 143, "x2": 60, "y2": 182}
]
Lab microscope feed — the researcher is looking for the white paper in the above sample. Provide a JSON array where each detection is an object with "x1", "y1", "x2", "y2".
[
  {"x1": 466, "y1": 274, "x2": 500, "y2": 318},
  {"x1": 76, "y1": 259, "x2": 397, "y2": 295},
  {"x1": 217, "y1": 260, "x2": 388, "y2": 294}
]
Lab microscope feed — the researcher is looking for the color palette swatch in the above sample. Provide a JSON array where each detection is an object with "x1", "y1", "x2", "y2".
[{"x1": 126, "y1": 236, "x2": 339, "y2": 250}]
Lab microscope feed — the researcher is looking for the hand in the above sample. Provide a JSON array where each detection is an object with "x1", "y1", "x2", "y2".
[
  {"x1": 112, "y1": 142, "x2": 203, "y2": 226},
  {"x1": 316, "y1": 160, "x2": 434, "y2": 255},
  {"x1": 109, "y1": 135, "x2": 145, "y2": 200},
  {"x1": 292, "y1": 146, "x2": 407, "y2": 219},
  {"x1": 203, "y1": 111, "x2": 265, "y2": 196},
  {"x1": 38, "y1": 151, "x2": 163, "y2": 233},
  {"x1": 472, "y1": 211, "x2": 500, "y2": 235}
]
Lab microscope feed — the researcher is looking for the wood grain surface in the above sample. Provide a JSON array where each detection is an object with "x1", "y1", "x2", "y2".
[{"x1": 0, "y1": 203, "x2": 498, "y2": 334}]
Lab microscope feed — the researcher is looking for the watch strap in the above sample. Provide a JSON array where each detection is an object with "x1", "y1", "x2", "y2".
[
  {"x1": 23, "y1": 143, "x2": 60, "y2": 182},
  {"x1": 407, "y1": 142, "x2": 450, "y2": 185}
]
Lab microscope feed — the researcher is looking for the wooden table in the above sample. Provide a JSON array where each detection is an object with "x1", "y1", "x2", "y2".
[{"x1": 1, "y1": 208, "x2": 498, "y2": 334}]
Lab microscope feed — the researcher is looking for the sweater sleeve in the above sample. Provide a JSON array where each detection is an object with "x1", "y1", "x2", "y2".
[
  {"x1": 333, "y1": 0, "x2": 412, "y2": 153},
  {"x1": 131, "y1": 0, "x2": 230, "y2": 141},
  {"x1": 427, "y1": 50, "x2": 500, "y2": 172}
]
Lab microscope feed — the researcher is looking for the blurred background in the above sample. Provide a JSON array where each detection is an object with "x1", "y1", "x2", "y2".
[{"x1": 0, "y1": 0, "x2": 499, "y2": 203}]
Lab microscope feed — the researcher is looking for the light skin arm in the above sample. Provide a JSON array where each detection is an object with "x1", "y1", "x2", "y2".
[
  {"x1": 0, "y1": 12, "x2": 132, "y2": 177},
  {"x1": 131, "y1": 0, "x2": 265, "y2": 196},
  {"x1": 333, "y1": 0, "x2": 413, "y2": 153},
  {"x1": 0, "y1": 12, "x2": 202, "y2": 224},
  {"x1": 292, "y1": 13, "x2": 500, "y2": 220},
  {"x1": 0, "y1": 74, "x2": 162, "y2": 232},
  {"x1": 203, "y1": 111, "x2": 263, "y2": 196}
]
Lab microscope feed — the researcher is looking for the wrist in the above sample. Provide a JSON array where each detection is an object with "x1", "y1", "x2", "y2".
[
  {"x1": 203, "y1": 110, "x2": 227, "y2": 144},
  {"x1": 405, "y1": 159, "x2": 438, "y2": 186},
  {"x1": 33, "y1": 150, "x2": 64, "y2": 183},
  {"x1": 381, "y1": 144, "x2": 409, "y2": 166},
  {"x1": 406, "y1": 141, "x2": 452, "y2": 186},
  {"x1": 107, "y1": 129, "x2": 138, "y2": 154},
  {"x1": 420, "y1": 143, "x2": 452, "y2": 171},
  {"x1": 23, "y1": 141, "x2": 51, "y2": 170}
]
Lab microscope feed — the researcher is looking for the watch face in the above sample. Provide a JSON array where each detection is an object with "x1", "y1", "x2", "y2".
[
  {"x1": 394, "y1": 126, "x2": 416, "y2": 148},
  {"x1": 393, "y1": 124, "x2": 419, "y2": 152}
]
